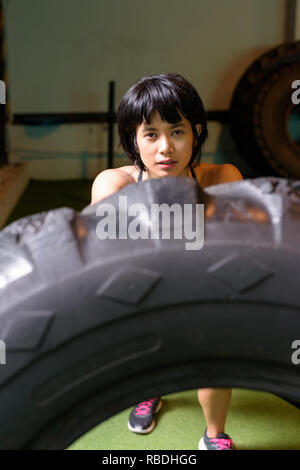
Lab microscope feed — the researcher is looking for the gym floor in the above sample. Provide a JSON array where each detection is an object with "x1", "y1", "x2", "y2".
[{"x1": 6, "y1": 179, "x2": 300, "y2": 451}]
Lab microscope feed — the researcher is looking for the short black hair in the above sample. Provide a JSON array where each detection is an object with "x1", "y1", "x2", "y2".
[{"x1": 117, "y1": 73, "x2": 208, "y2": 172}]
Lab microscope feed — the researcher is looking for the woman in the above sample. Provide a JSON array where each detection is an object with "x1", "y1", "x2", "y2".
[{"x1": 91, "y1": 73, "x2": 243, "y2": 450}]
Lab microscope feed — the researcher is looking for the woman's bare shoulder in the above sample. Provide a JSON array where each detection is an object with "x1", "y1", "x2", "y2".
[
  {"x1": 195, "y1": 163, "x2": 243, "y2": 187},
  {"x1": 116, "y1": 165, "x2": 139, "y2": 181},
  {"x1": 91, "y1": 166, "x2": 137, "y2": 205},
  {"x1": 214, "y1": 163, "x2": 243, "y2": 184},
  {"x1": 93, "y1": 165, "x2": 137, "y2": 184}
]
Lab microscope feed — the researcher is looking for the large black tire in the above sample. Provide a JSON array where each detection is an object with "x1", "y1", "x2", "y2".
[
  {"x1": 230, "y1": 40, "x2": 300, "y2": 178},
  {"x1": 0, "y1": 176, "x2": 300, "y2": 450}
]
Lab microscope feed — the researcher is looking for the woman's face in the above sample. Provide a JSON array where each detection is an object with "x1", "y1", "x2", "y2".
[{"x1": 135, "y1": 111, "x2": 201, "y2": 179}]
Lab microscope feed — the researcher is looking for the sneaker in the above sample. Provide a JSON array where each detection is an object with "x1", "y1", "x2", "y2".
[
  {"x1": 128, "y1": 398, "x2": 162, "y2": 434},
  {"x1": 198, "y1": 428, "x2": 236, "y2": 450}
]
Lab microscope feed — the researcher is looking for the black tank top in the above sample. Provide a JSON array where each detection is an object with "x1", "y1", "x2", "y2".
[{"x1": 137, "y1": 165, "x2": 197, "y2": 182}]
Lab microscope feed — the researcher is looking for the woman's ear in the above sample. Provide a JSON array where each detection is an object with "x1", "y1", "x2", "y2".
[
  {"x1": 133, "y1": 135, "x2": 140, "y2": 153},
  {"x1": 196, "y1": 124, "x2": 202, "y2": 137},
  {"x1": 193, "y1": 124, "x2": 202, "y2": 145}
]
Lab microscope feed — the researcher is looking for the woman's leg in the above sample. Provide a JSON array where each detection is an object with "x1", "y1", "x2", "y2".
[{"x1": 197, "y1": 388, "x2": 232, "y2": 437}]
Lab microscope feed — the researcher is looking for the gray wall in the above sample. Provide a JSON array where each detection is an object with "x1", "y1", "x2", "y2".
[{"x1": 4, "y1": 0, "x2": 287, "y2": 179}]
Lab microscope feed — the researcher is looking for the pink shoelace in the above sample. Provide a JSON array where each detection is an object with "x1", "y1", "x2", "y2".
[
  {"x1": 209, "y1": 438, "x2": 233, "y2": 450},
  {"x1": 135, "y1": 399, "x2": 157, "y2": 416}
]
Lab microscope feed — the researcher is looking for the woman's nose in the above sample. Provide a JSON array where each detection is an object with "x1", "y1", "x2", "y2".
[{"x1": 158, "y1": 135, "x2": 173, "y2": 154}]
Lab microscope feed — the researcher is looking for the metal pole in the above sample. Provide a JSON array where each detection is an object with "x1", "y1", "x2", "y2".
[
  {"x1": 0, "y1": 0, "x2": 8, "y2": 167},
  {"x1": 108, "y1": 81, "x2": 115, "y2": 168},
  {"x1": 285, "y1": 0, "x2": 297, "y2": 41},
  {"x1": 296, "y1": 0, "x2": 300, "y2": 39}
]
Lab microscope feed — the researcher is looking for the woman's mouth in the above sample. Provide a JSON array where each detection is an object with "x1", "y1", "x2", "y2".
[{"x1": 157, "y1": 160, "x2": 177, "y2": 169}]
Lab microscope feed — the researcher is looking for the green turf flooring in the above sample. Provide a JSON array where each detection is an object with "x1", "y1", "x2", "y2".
[
  {"x1": 5, "y1": 180, "x2": 300, "y2": 451},
  {"x1": 68, "y1": 388, "x2": 300, "y2": 450}
]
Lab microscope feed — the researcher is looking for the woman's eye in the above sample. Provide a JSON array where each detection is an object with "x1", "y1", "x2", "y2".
[{"x1": 145, "y1": 130, "x2": 183, "y2": 138}]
